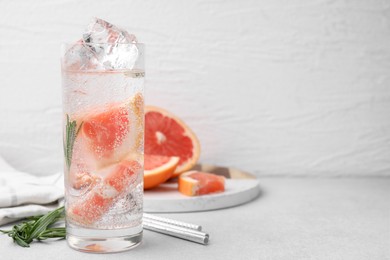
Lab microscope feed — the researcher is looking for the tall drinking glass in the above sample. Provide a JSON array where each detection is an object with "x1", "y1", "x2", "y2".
[{"x1": 61, "y1": 43, "x2": 144, "y2": 253}]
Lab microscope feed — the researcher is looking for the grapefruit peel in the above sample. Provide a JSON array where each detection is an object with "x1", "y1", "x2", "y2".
[{"x1": 144, "y1": 155, "x2": 180, "y2": 190}]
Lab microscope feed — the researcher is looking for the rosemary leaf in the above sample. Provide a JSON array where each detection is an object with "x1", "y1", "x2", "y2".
[
  {"x1": 14, "y1": 236, "x2": 30, "y2": 247},
  {"x1": 0, "y1": 207, "x2": 66, "y2": 247},
  {"x1": 64, "y1": 114, "x2": 83, "y2": 170},
  {"x1": 27, "y1": 207, "x2": 64, "y2": 243}
]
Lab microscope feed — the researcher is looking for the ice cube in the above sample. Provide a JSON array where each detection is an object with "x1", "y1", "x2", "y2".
[
  {"x1": 63, "y1": 18, "x2": 139, "y2": 71},
  {"x1": 83, "y1": 17, "x2": 137, "y2": 44},
  {"x1": 83, "y1": 18, "x2": 139, "y2": 70},
  {"x1": 63, "y1": 39, "x2": 101, "y2": 70}
]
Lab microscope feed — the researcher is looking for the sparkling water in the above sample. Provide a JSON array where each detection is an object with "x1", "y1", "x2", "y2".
[{"x1": 62, "y1": 68, "x2": 144, "y2": 253}]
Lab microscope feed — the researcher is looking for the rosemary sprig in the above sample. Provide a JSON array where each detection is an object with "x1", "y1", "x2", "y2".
[
  {"x1": 0, "y1": 207, "x2": 66, "y2": 247},
  {"x1": 64, "y1": 114, "x2": 83, "y2": 170}
]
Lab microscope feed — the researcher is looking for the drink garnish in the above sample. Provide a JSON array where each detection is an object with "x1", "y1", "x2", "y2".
[{"x1": 64, "y1": 114, "x2": 83, "y2": 170}]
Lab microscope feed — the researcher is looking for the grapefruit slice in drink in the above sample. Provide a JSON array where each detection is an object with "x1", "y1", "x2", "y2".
[
  {"x1": 81, "y1": 103, "x2": 130, "y2": 158},
  {"x1": 144, "y1": 154, "x2": 180, "y2": 190},
  {"x1": 68, "y1": 160, "x2": 142, "y2": 225},
  {"x1": 145, "y1": 106, "x2": 200, "y2": 178},
  {"x1": 178, "y1": 171, "x2": 225, "y2": 196},
  {"x1": 70, "y1": 93, "x2": 144, "y2": 171}
]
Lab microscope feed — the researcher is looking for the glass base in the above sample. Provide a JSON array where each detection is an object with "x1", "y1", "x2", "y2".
[{"x1": 67, "y1": 228, "x2": 142, "y2": 253}]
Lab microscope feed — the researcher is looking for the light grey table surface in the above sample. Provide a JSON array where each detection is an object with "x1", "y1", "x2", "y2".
[{"x1": 0, "y1": 178, "x2": 389, "y2": 260}]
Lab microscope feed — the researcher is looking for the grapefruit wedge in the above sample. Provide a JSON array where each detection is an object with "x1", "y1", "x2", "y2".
[
  {"x1": 144, "y1": 155, "x2": 180, "y2": 190},
  {"x1": 70, "y1": 93, "x2": 144, "y2": 170},
  {"x1": 69, "y1": 160, "x2": 142, "y2": 225},
  {"x1": 178, "y1": 171, "x2": 225, "y2": 196},
  {"x1": 145, "y1": 106, "x2": 200, "y2": 178}
]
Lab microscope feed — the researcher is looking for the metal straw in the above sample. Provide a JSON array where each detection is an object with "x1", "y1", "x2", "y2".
[
  {"x1": 143, "y1": 213, "x2": 202, "y2": 231},
  {"x1": 143, "y1": 218, "x2": 209, "y2": 245}
]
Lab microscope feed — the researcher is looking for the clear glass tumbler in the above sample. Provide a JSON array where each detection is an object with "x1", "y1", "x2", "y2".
[{"x1": 61, "y1": 43, "x2": 144, "y2": 253}]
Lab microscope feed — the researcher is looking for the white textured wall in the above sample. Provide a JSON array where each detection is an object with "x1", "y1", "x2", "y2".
[{"x1": 0, "y1": 0, "x2": 389, "y2": 176}]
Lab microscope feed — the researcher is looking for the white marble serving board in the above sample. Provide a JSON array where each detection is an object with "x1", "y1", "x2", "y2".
[{"x1": 144, "y1": 178, "x2": 260, "y2": 213}]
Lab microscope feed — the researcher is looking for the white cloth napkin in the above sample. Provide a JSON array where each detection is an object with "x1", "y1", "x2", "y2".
[{"x1": 0, "y1": 156, "x2": 64, "y2": 226}]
